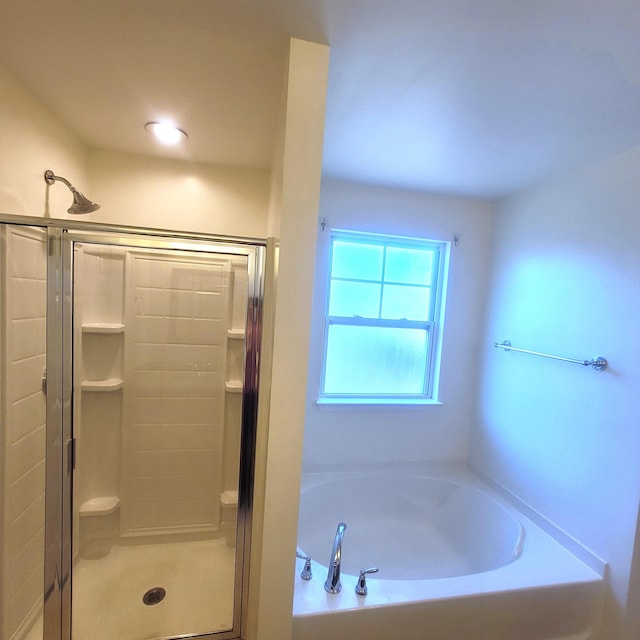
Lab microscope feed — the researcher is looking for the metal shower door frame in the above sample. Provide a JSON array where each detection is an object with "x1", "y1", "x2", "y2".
[{"x1": 25, "y1": 220, "x2": 266, "y2": 640}]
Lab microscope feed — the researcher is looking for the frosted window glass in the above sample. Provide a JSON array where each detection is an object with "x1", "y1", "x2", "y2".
[
  {"x1": 332, "y1": 241, "x2": 383, "y2": 281},
  {"x1": 324, "y1": 325, "x2": 428, "y2": 395},
  {"x1": 329, "y1": 281, "x2": 381, "y2": 317},
  {"x1": 385, "y1": 247, "x2": 434, "y2": 285},
  {"x1": 381, "y1": 285, "x2": 430, "y2": 320}
]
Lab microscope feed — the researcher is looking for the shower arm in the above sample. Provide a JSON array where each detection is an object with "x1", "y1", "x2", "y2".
[{"x1": 45, "y1": 170, "x2": 75, "y2": 191}]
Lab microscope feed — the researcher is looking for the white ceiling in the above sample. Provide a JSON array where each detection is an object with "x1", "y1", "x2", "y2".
[{"x1": 1, "y1": 0, "x2": 639, "y2": 200}]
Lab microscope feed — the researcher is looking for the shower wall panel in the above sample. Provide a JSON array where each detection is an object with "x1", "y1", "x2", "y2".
[
  {"x1": 73, "y1": 245, "x2": 125, "y2": 550},
  {"x1": 121, "y1": 253, "x2": 229, "y2": 536},
  {"x1": 221, "y1": 263, "x2": 248, "y2": 494},
  {"x1": 0, "y1": 226, "x2": 47, "y2": 640}
]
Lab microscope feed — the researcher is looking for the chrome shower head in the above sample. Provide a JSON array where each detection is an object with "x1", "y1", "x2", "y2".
[{"x1": 44, "y1": 169, "x2": 100, "y2": 214}]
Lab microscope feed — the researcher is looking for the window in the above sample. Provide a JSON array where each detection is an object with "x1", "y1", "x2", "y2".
[{"x1": 319, "y1": 230, "x2": 448, "y2": 404}]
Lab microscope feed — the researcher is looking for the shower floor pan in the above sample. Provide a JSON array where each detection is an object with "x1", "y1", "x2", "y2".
[{"x1": 72, "y1": 536, "x2": 235, "y2": 640}]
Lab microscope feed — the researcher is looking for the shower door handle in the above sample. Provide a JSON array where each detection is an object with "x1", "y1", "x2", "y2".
[
  {"x1": 42, "y1": 369, "x2": 47, "y2": 395},
  {"x1": 67, "y1": 438, "x2": 76, "y2": 474}
]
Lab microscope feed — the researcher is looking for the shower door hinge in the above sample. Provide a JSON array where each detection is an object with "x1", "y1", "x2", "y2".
[{"x1": 67, "y1": 438, "x2": 76, "y2": 474}]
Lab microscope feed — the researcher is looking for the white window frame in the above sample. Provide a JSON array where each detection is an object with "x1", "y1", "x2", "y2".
[{"x1": 319, "y1": 230, "x2": 449, "y2": 405}]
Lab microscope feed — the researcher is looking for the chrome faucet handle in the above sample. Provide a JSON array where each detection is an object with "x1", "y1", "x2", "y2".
[
  {"x1": 296, "y1": 552, "x2": 313, "y2": 580},
  {"x1": 355, "y1": 567, "x2": 379, "y2": 595}
]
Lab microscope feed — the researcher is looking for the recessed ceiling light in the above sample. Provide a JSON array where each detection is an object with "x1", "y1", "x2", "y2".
[{"x1": 145, "y1": 121, "x2": 188, "y2": 145}]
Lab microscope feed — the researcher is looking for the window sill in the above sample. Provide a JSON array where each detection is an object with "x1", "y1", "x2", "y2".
[{"x1": 316, "y1": 397, "x2": 443, "y2": 407}]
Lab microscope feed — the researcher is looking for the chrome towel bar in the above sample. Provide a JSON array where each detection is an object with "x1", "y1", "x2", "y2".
[{"x1": 494, "y1": 340, "x2": 607, "y2": 372}]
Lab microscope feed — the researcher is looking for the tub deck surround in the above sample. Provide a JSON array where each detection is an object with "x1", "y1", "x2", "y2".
[{"x1": 293, "y1": 465, "x2": 603, "y2": 640}]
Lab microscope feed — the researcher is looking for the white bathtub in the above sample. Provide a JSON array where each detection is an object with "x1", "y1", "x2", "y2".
[{"x1": 293, "y1": 466, "x2": 604, "y2": 640}]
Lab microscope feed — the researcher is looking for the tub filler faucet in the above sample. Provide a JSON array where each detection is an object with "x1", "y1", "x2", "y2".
[{"x1": 324, "y1": 522, "x2": 347, "y2": 594}]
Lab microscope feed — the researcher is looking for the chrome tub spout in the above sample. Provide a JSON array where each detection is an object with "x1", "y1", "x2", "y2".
[{"x1": 324, "y1": 522, "x2": 347, "y2": 594}]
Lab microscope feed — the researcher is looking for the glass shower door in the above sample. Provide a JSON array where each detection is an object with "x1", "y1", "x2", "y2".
[{"x1": 69, "y1": 235, "x2": 258, "y2": 640}]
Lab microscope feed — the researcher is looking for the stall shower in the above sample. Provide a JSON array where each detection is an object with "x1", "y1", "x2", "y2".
[{"x1": 0, "y1": 220, "x2": 264, "y2": 640}]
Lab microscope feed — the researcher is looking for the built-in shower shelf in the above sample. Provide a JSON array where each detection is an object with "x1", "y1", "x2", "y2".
[
  {"x1": 81, "y1": 378, "x2": 124, "y2": 391},
  {"x1": 225, "y1": 380, "x2": 243, "y2": 393},
  {"x1": 82, "y1": 322, "x2": 125, "y2": 333},
  {"x1": 227, "y1": 329, "x2": 245, "y2": 339},
  {"x1": 79, "y1": 496, "x2": 120, "y2": 517}
]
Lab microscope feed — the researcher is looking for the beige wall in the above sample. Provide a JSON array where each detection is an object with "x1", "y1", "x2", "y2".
[
  {"x1": 0, "y1": 64, "x2": 87, "y2": 217},
  {"x1": 249, "y1": 38, "x2": 329, "y2": 640},
  {"x1": 86, "y1": 149, "x2": 271, "y2": 239}
]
